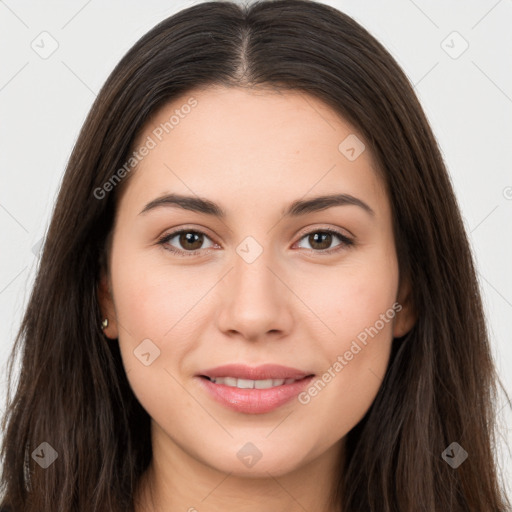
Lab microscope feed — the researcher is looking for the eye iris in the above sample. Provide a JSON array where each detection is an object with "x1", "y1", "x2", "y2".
[
  {"x1": 180, "y1": 231, "x2": 203, "y2": 250},
  {"x1": 309, "y1": 232, "x2": 332, "y2": 250}
]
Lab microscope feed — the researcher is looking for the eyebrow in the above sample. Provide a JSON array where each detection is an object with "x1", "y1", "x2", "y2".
[{"x1": 139, "y1": 192, "x2": 375, "y2": 218}]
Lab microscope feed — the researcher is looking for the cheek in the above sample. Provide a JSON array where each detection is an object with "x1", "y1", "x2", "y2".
[
  {"x1": 333, "y1": 262, "x2": 398, "y2": 383},
  {"x1": 297, "y1": 248, "x2": 399, "y2": 345},
  {"x1": 295, "y1": 251, "x2": 399, "y2": 431},
  {"x1": 332, "y1": 272, "x2": 398, "y2": 344},
  {"x1": 110, "y1": 263, "x2": 198, "y2": 417},
  {"x1": 297, "y1": 305, "x2": 395, "y2": 445},
  {"x1": 110, "y1": 242, "x2": 221, "y2": 408},
  {"x1": 111, "y1": 242, "x2": 207, "y2": 340}
]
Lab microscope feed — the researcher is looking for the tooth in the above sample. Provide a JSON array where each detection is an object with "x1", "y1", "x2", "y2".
[
  {"x1": 255, "y1": 379, "x2": 274, "y2": 389},
  {"x1": 223, "y1": 377, "x2": 238, "y2": 387},
  {"x1": 209, "y1": 377, "x2": 298, "y2": 388},
  {"x1": 237, "y1": 378, "x2": 255, "y2": 389}
]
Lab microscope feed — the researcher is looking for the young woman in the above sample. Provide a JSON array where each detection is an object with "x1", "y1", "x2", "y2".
[{"x1": 1, "y1": 1, "x2": 510, "y2": 511}]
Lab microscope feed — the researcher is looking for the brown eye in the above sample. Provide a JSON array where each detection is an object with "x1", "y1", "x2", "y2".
[
  {"x1": 177, "y1": 231, "x2": 204, "y2": 251},
  {"x1": 308, "y1": 232, "x2": 333, "y2": 250},
  {"x1": 296, "y1": 229, "x2": 353, "y2": 254},
  {"x1": 158, "y1": 229, "x2": 215, "y2": 255}
]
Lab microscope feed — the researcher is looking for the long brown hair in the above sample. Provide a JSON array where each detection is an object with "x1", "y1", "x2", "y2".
[{"x1": 1, "y1": 1, "x2": 510, "y2": 510}]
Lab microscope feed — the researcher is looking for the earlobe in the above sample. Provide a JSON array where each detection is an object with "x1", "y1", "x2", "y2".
[
  {"x1": 97, "y1": 272, "x2": 119, "y2": 339},
  {"x1": 393, "y1": 277, "x2": 417, "y2": 338}
]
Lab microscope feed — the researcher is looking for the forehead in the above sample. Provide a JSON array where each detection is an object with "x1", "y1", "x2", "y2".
[{"x1": 121, "y1": 85, "x2": 387, "y2": 217}]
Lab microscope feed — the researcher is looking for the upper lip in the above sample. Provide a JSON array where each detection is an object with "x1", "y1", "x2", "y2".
[{"x1": 198, "y1": 364, "x2": 315, "y2": 381}]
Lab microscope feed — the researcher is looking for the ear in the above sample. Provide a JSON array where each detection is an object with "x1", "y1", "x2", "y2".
[
  {"x1": 97, "y1": 270, "x2": 119, "y2": 339},
  {"x1": 393, "y1": 276, "x2": 417, "y2": 338}
]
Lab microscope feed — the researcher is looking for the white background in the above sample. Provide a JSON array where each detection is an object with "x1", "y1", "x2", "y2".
[{"x1": 1, "y1": 0, "x2": 511, "y2": 501}]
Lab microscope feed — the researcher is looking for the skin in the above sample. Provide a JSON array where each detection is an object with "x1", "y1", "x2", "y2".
[{"x1": 98, "y1": 85, "x2": 415, "y2": 512}]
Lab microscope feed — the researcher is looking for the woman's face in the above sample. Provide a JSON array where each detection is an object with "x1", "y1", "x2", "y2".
[{"x1": 100, "y1": 85, "x2": 414, "y2": 477}]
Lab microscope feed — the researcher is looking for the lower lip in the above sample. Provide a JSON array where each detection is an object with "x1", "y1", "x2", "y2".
[{"x1": 196, "y1": 375, "x2": 315, "y2": 414}]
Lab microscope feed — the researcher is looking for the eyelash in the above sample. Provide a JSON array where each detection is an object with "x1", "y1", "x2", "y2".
[{"x1": 156, "y1": 227, "x2": 354, "y2": 257}]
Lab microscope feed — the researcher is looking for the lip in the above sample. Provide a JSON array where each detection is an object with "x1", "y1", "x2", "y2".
[
  {"x1": 195, "y1": 364, "x2": 315, "y2": 414},
  {"x1": 198, "y1": 363, "x2": 313, "y2": 380}
]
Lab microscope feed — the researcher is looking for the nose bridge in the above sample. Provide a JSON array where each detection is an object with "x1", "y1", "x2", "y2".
[
  {"x1": 232, "y1": 236, "x2": 281, "y2": 308},
  {"x1": 234, "y1": 244, "x2": 275, "y2": 294},
  {"x1": 216, "y1": 234, "x2": 292, "y2": 339}
]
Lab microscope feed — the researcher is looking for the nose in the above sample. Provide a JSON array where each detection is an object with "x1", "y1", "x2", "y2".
[{"x1": 215, "y1": 246, "x2": 294, "y2": 343}]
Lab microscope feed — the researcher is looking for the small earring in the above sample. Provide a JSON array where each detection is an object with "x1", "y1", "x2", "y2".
[{"x1": 101, "y1": 318, "x2": 109, "y2": 330}]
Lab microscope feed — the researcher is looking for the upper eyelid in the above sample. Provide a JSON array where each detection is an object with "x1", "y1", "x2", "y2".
[{"x1": 295, "y1": 224, "x2": 354, "y2": 240}]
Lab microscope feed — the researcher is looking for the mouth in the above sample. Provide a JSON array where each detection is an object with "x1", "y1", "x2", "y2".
[
  {"x1": 199, "y1": 375, "x2": 310, "y2": 389},
  {"x1": 198, "y1": 363, "x2": 314, "y2": 381},
  {"x1": 195, "y1": 364, "x2": 316, "y2": 414}
]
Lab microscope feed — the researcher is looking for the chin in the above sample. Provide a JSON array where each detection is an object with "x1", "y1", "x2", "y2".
[{"x1": 201, "y1": 446, "x2": 310, "y2": 478}]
